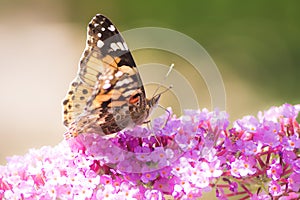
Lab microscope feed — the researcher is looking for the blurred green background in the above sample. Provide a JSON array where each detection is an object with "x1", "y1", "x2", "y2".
[
  {"x1": 67, "y1": 0, "x2": 300, "y2": 108},
  {"x1": 0, "y1": 0, "x2": 299, "y2": 170}
]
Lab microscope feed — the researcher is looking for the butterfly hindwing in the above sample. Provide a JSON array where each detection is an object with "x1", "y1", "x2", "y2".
[{"x1": 62, "y1": 77, "x2": 93, "y2": 127}]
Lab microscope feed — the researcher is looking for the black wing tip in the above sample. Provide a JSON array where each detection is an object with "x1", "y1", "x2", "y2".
[
  {"x1": 87, "y1": 13, "x2": 119, "y2": 36},
  {"x1": 95, "y1": 13, "x2": 106, "y2": 18},
  {"x1": 90, "y1": 14, "x2": 113, "y2": 26}
]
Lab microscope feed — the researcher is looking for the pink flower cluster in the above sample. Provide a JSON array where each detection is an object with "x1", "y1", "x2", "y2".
[{"x1": 0, "y1": 104, "x2": 300, "y2": 199}]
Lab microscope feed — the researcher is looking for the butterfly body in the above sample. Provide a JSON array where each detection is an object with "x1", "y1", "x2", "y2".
[{"x1": 63, "y1": 14, "x2": 160, "y2": 138}]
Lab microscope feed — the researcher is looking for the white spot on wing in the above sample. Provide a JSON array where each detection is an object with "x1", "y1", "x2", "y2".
[
  {"x1": 103, "y1": 83, "x2": 111, "y2": 89},
  {"x1": 123, "y1": 42, "x2": 129, "y2": 50},
  {"x1": 108, "y1": 25, "x2": 116, "y2": 31},
  {"x1": 116, "y1": 78, "x2": 131, "y2": 87},
  {"x1": 101, "y1": 27, "x2": 105, "y2": 31},
  {"x1": 94, "y1": 23, "x2": 99, "y2": 27},
  {"x1": 97, "y1": 33, "x2": 102, "y2": 38},
  {"x1": 115, "y1": 71, "x2": 123, "y2": 77},
  {"x1": 117, "y1": 42, "x2": 125, "y2": 50},
  {"x1": 110, "y1": 43, "x2": 119, "y2": 51},
  {"x1": 123, "y1": 89, "x2": 135, "y2": 97},
  {"x1": 97, "y1": 40, "x2": 104, "y2": 48}
]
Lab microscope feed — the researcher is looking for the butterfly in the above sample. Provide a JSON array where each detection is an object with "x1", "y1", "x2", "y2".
[{"x1": 63, "y1": 14, "x2": 161, "y2": 139}]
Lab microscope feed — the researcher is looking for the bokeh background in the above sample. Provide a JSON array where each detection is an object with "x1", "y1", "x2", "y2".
[{"x1": 0, "y1": 0, "x2": 299, "y2": 169}]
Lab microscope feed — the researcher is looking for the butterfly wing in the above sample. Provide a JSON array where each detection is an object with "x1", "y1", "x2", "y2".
[
  {"x1": 62, "y1": 77, "x2": 93, "y2": 127},
  {"x1": 79, "y1": 14, "x2": 143, "y2": 87},
  {"x1": 63, "y1": 14, "x2": 147, "y2": 137}
]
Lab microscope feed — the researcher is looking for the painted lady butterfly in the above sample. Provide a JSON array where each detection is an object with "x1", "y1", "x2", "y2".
[{"x1": 63, "y1": 14, "x2": 161, "y2": 139}]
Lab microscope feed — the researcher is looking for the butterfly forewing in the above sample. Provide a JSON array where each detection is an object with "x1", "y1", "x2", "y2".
[{"x1": 79, "y1": 14, "x2": 140, "y2": 87}]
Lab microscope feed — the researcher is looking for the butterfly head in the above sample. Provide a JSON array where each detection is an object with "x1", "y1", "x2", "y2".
[
  {"x1": 148, "y1": 94, "x2": 161, "y2": 107},
  {"x1": 146, "y1": 94, "x2": 161, "y2": 114}
]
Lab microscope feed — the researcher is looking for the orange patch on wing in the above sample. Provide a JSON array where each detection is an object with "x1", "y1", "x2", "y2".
[
  {"x1": 129, "y1": 96, "x2": 139, "y2": 104},
  {"x1": 92, "y1": 89, "x2": 122, "y2": 107},
  {"x1": 95, "y1": 93, "x2": 112, "y2": 102},
  {"x1": 108, "y1": 101, "x2": 127, "y2": 107},
  {"x1": 102, "y1": 55, "x2": 121, "y2": 69}
]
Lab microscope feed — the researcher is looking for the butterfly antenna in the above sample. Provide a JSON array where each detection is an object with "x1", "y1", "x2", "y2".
[
  {"x1": 153, "y1": 85, "x2": 173, "y2": 99},
  {"x1": 152, "y1": 63, "x2": 174, "y2": 97}
]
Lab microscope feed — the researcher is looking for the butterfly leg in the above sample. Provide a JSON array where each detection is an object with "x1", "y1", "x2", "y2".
[
  {"x1": 158, "y1": 105, "x2": 171, "y2": 128},
  {"x1": 143, "y1": 120, "x2": 162, "y2": 147}
]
